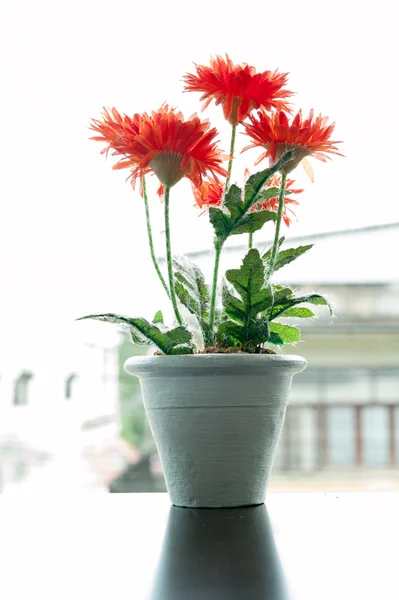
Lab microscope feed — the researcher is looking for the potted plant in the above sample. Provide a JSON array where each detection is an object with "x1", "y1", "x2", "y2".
[{"x1": 79, "y1": 54, "x2": 342, "y2": 507}]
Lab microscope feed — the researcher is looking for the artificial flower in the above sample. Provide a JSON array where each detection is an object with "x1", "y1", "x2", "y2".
[
  {"x1": 243, "y1": 109, "x2": 342, "y2": 174},
  {"x1": 184, "y1": 54, "x2": 293, "y2": 126},
  {"x1": 193, "y1": 179, "x2": 224, "y2": 208},
  {"x1": 90, "y1": 105, "x2": 227, "y2": 190},
  {"x1": 90, "y1": 107, "x2": 142, "y2": 157}
]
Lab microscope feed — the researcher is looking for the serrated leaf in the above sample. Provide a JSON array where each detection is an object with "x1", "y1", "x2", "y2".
[
  {"x1": 269, "y1": 322, "x2": 301, "y2": 345},
  {"x1": 129, "y1": 329, "x2": 152, "y2": 345},
  {"x1": 216, "y1": 321, "x2": 246, "y2": 346},
  {"x1": 223, "y1": 184, "x2": 242, "y2": 220},
  {"x1": 222, "y1": 280, "x2": 246, "y2": 324},
  {"x1": 209, "y1": 208, "x2": 231, "y2": 241},
  {"x1": 219, "y1": 249, "x2": 273, "y2": 347},
  {"x1": 263, "y1": 237, "x2": 285, "y2": 264},
  {"x1": 254, "y1": 186, "x2": 281, "y2": 202},
  {"x1": 231, "y1": 210, "x2": 277, "y2": 235},
  {"x1": 243, "y1": 154, "x2": 291, "y2": 211},
  {"x1": 272, "y1": 245, "x2": 314, "y2": 271},
  {"x1": 226, "y1": 249, "x2": 272, "y2": 311},
  {"x1": 250, "y1": 316, "x2": 270, "y2": 345},
  {"x1": 209, "y1": 151, "x2": 292, "y2": 245},
  {"x1": 175, "y1": 280, "x2": 200, "y2": 315},
  {"x1": 153, "y1": 311, "x2": 164, "y2": 324},
  {"x1": 217, "y1": 316, "x2": 270, "y2": 348},
  {"x1": 305, "y1": 294, "x2": 333, "y2": 315},
  {"x1": 270, "y1": 293, "x2": 333, "y2": 320},
  {"x1": 173, "y1": 256, "x2": 211, "y2": 345},
  {"x1": 278, "y1": 307, "x2": 315, "y2": 318},
  {"x1": 77, "y1": 313, "x2": 192, "y2": 355},
  {"x1": 272, "y1": 285, "x2": 295, "y2": 306}
]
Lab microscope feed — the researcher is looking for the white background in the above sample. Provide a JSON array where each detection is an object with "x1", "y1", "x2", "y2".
[{"x1": 1, "y1": 0, "x2": 398, "y2": 345}]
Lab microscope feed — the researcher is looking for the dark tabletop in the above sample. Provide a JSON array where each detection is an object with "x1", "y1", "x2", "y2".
[{"x1": 0, "y1": 491, "x2": 398, "y2": 599}]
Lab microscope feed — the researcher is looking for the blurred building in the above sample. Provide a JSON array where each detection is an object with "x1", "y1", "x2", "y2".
[
  {"x1": 211, "y1": 223, "x2": 399, "y2": 473},
  {"x1": 0, "y1": 324, "x2": 120, "y2": 492}
]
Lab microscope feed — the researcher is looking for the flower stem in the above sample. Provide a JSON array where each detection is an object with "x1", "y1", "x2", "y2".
[
  {"x1": 268, "y1": 172, "x2": 287, "y2": 277},
  {"x1": 207, "y1": 124, "x2": 237, "y2": 342},
  {"x1": 164, "y1": 185, "x2": 183, "y2": 325},
  {"x1": 248, "y1": 232, "x2": 253, "y2": 249},
  {"x1": 208, "y1": 242, "x2": 223, "y2": 342},
  {"x1": 225, "y1": 124, "x2": 237, "y2": 192},
  {"x1": 143, "y1": 178, "x2": 170, "y2": 300}
]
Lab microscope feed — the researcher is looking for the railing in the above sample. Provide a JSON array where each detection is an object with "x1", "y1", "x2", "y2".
[{"x1": 276, "y1": 402, "x2": 399, "y2": 471}]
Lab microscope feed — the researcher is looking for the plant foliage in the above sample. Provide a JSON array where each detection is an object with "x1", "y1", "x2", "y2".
[
  {"x1": 77, "y1": 313, "x2": 193, "y2": 354},
  {"x1": 209, "y1": 152, "x2": 292, "y2": 246}
]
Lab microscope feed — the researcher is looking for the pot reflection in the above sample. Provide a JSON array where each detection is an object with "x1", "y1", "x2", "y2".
[{"x1": 150, "y1": 504, "x2": 290, "y2": 600}]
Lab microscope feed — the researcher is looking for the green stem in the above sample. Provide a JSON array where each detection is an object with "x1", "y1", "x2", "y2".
[
  {"x1": 268, "y1": 172, "x2": 287, "y2": 277},
  {"x1": 208, "y1": 242, "x2": 223, "y2": 341},
  {"x1": 207, "y1": 124, "x2": 237, "y2": 342},
  {"x1": 164, "y1": 186, "x2": 183, "y2": 325},
  {"x1": 248, "y1": 232, "x2": 253, "y2": 249},
  {"x1": 225, "y1": 124, "x2": 237, "y2": 192},
  {"x1": 143, "y1": 178, "x2": 170, "y2": 300}
]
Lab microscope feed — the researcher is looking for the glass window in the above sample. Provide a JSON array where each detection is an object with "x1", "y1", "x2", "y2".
[
  {"x1": 362, "y1": 406, "x2": 390, "y2": 466},
  {"x1": 299, "y1": 408, "x2": 318, "y2": 472},
  {"x1": 327, "y1": 407, "x2": 356, "y2": 466}
]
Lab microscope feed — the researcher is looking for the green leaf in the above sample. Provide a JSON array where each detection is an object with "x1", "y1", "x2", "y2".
[
  {"x1": 173, "y1": 256, "x2": 211, "y2": 345},
  {"x1": 77, "y1": 313, "x2": 192, "y2": 355},
  {"x1": 153, "y1": 311, "x2": 164, "y2": 324},
  {"x1": 231, "y1": 210, "x2": 277, "y2": 235},
  {"x1": 263, "y1": 244, "x2": 314, "y2": 271},
  {"x1": 223, "y1": 184, "x2": 242, "y2": 220},
  {"x1": 263, "y1": 237, "x2": 285, "y2": 263},
  {"x1": 249, "y1": 316, "x2": 270, "y2": 346},
  {"x1": 175, "y1": 279, "x2": 200, "y2": 315},
  {"x1": 271, "y1": 285, "x2": 295, "y2": 306},
  {"x1": 269, "y1": 322, "x2": 301, "y2": 345},
  {"x1": 270, "y1": 293, "x2": 333, "y2": 320},
  {"x1": 222, "y1": 281, "x2": 246, "y2": 324},
  {"x1": 218, "y1": 249, "x2": 273, "y2": 347},
  {"x1": 279, "y1": 307, "x2": 315, "y2": 318},
  {"x1": 208, "y1": 208, "x2": 231, "y2": 241},
  {"x1": 216, "y1": 320, "x2": 246, "y2": 346},
  {"x1": 216, "y1": 317, "x2": 270, "y2": 348},
  {"x1": 254, "y1": 186, "x2": 280, "y2": 202},
  {"x1": 209, "y1": 151, "x2": 292, "y2": 245},
  {"x1": 226, "y1": 249, "x2": 272, "y2": 312}
]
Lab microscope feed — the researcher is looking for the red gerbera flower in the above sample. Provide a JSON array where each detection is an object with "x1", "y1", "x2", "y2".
[
  {"x1": 250, "y1": 174, "x2": 303, "y2": 227},
  {"x1": 90, "y1": 107, "x2": 142, "y2": 157},
  {"x1": 243, "y1": 108, "x2": 342, "y2": 174},
  {"x1": 193, "y1": 179, "x2": 224, "y2": 208},
  {"x1": 183, "y1": 54, "x2": 293, "y2": 126},
  {"x1": 90, "y1": 105, "x2": 227, "y2": 191}
]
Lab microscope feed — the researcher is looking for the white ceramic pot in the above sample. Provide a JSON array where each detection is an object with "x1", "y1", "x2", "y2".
[{"x1": 124, "y1": 354, "x2": 306, "y2": 508}]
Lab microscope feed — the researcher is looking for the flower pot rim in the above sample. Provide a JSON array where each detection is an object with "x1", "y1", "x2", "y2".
[{"x1": 124, "y1": 353, "x2": 307, "y2": 377}]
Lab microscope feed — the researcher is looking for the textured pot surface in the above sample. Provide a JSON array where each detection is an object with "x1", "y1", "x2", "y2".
[{"x1": 124, "y1": 354, "x2": 306, "y2": 508}]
